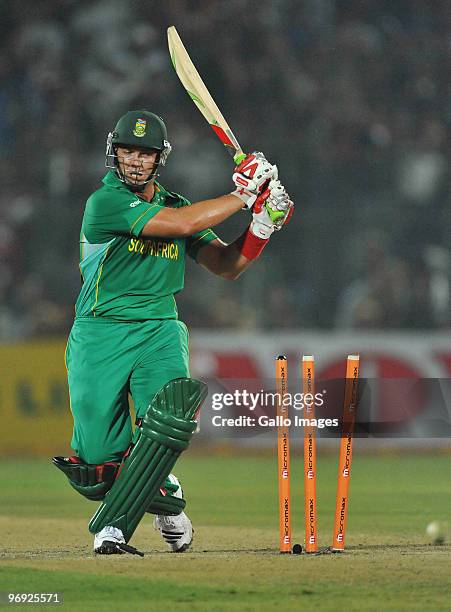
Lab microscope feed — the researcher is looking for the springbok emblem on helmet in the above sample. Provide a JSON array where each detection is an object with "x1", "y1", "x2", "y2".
[{"x1": 133, "y1": 118, "x2": 147, "y2": 137}]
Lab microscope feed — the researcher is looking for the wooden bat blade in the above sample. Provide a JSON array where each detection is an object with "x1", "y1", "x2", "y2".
[{"x1": 167, "y1": 26, "x2": 243, "y2": 159}]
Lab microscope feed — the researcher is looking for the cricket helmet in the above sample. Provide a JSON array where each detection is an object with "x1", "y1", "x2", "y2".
[{"x1": 105, "y1": 110, "x2": 172, "y2": 191}]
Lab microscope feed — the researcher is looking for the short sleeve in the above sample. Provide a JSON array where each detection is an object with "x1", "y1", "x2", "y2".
[
  {"x1": 186, "y1": 228, "x2": 219, "y2": 262},
  {"x1": 164, "y1": 190, "x2": 219, "y2": 262},
  {"x1": 83, "y1": 189, "x2": 163, "y2": 243}
]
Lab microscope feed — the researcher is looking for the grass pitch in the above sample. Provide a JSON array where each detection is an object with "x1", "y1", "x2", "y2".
[{"x1": 1, "y1": 452, "x2": 450, "y2": 610}]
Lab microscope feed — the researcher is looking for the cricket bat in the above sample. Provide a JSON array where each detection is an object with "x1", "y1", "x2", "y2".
[{"x1": 167, "y1": 26, "x2": 244, "y2": 162}]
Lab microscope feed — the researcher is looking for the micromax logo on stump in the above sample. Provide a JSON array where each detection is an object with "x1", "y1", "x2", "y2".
[
  {"x1": 308, "y1": 499, "x2": 315, "y2": 540},
  {"x1": 283, "y1": 498, "x2": 290, "y2": 541},
  {"x1": 341, "y1": 438, "x2": 352, "y2": 477},
  {"x1": 282, "y1": 433, "x2": 289, "y2": 478},
  {"x1": 307, "y1": 440, "x2": 314, "y2": 477},
  {"x1": 337, "y1": 497, "x2": 347, "y2": 538}
]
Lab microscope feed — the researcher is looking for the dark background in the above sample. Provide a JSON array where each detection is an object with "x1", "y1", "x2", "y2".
[{"x1": 2, "y1": 0, "x2": 451, "y2": 340}]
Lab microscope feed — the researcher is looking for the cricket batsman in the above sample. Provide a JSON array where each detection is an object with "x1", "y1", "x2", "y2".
[{"x1": 53, "y1": 109, "x2": 293, "y2": 555}]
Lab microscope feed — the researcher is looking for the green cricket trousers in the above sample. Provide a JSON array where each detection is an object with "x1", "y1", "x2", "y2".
[{"x1": 65, "y1": 317, "x2": 190, "y2": 464}]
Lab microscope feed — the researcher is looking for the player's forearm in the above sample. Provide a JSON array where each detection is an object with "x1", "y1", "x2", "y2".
[
  {"x1": 141, "y1": 194, "x2": 242, "y2": 238},
  {"x1": 209, "y1": 242, "x2": 254, "y2": 280},
  {"x1": 197, "y1": 234, "x2": 265, "y2": 280}
]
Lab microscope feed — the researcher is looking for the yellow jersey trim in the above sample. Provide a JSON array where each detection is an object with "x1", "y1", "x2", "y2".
[
  {"x1": 189, "y1": 229, "x2": 215, "y2": 247},
  {"x1": 130, "y1": 204, "x2": 158, "y2": 234},
  {"x1": 92, "y1": 247, "x2": 110, "y2": 316}
]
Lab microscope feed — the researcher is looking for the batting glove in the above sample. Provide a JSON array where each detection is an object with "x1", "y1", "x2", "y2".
[
  {"x1": 250, "y1": 179, "x2": 294, "y2": 239},
  {"x1": 264, "y1": 179, "x2": 294, "y2": 230},
  {"x1": 231, "y1": 151, "x2": 278, "y2": 209}
]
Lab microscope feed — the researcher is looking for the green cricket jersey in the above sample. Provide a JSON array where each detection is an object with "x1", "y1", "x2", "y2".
[{"x1": 75, "y1": 171, "x2": 217, "y2": 320}]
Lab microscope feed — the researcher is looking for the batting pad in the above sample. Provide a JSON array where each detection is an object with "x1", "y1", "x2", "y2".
[
  {"x1": 147, "y1": 492, "x2": 186, "y2": 516},
  {"x1": 89, "y1": 378, "x2": 207, "y2": 541}
]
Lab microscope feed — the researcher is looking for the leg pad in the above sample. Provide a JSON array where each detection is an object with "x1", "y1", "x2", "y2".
[{"x1": 88, "y1": 378, "x2": 207, "y2": 540}]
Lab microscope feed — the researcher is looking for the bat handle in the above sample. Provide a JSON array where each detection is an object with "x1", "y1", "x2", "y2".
[{"x1": 233, "y1": 151, "x2": 247, "y2": 165}]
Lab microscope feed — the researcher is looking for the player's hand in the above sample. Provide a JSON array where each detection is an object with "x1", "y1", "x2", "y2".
[
  {"x1": 250, "y1": 179, "x2": 293, "y2": 239},
  {"x1": 231, "y1": 152, "x2": 278, "y2": 209},
  {"x1": 264, "y1": 179, "x2": 294, "y2": 230}
]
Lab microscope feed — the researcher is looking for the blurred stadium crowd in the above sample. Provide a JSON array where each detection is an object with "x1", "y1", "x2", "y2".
[{"x1": 1, "y1": 0, "x2": 451, "y2": 340}]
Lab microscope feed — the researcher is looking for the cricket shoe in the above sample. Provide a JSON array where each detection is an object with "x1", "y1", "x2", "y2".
[
  {"x1": 153, "y1": 510, "x2": 193, "y2": 552},
  {"x1": 153, "y1": 473, "x2": 193, "y2": 552},
  {"x1": 94, "y1": 526, "x2": 144, "y2": 556}
]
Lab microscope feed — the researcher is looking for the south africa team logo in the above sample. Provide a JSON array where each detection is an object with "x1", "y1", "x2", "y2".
[{"x1": 133, "y1": 118, "x2": 147, "y2": 137}]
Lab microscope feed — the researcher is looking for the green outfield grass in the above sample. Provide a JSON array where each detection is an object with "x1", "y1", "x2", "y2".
[{"x1": 1, "y1": 452, "x2": 450, "y2": 611}]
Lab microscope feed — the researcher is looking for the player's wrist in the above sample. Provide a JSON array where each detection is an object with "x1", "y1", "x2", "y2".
[
  {"x1": 249, "y1": 219, "x2": 274, "y2": 240},
  {"x1": 235, "y1": 224, "x2": 270, "y2": 260},
  {"x1": 230, "y1": 188, "x2": 258, "y2": 210}
]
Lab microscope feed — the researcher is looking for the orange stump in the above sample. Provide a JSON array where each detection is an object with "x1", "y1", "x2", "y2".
[
  {"x1": 276, "y1": 355, "x2": 291, "y2": 553},
  {"x1": 332, "y1": 354, "x2": 360, "y2": 551},
  {"x1": 302, "y1": 355, "x2": 318, "y2": 553}
]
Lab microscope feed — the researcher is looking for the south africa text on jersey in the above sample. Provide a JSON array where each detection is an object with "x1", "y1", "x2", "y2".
[{"x1": 128, "y1": 237, "x2": 180, "y2": 260}]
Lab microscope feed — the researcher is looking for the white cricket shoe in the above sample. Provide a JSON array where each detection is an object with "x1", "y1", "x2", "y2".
[
  {"x1": 153, "y1": 473, "x2": 193, "y2": 553},
  {"x1": 93, "y1": 526, "x2": 144, "y2": 556},
  {"x1": 153, "y1": 510, "x2": 193, "y2": 552},
  {"x1": 94, "y1": 526, "x2": 126, "y2": 554}
]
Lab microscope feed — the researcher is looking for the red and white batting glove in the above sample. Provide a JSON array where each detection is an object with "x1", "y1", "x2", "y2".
[
  {"x1": 264, "y1": 179, "x2": 294, "y2": 231},
  {"x1": 236, "y1": 180, "x2": 294, "y2": 259},
  {"x1": 250, "y1": 180, "x2": 293, "y2": 238},
  {"x1": 231, "y1": 151, "x2": 278, "y2": 209}
]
